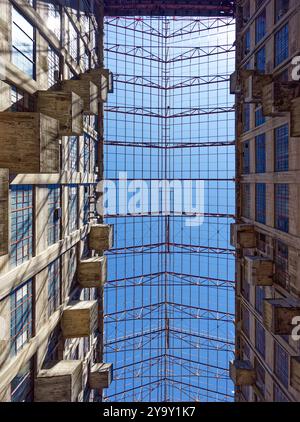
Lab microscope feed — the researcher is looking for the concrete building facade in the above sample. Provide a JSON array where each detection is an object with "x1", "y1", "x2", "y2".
[
  {"x1": 231, "y1": 0, "x2": 300, "y2": 402},
  {"x1": 0, "y1": 0, "x2": 113, "y2": 402}
]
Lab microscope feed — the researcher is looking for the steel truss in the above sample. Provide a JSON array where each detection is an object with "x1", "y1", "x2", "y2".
[{"x1": 104, "y1": 15, "x2": 235, "y2": 402}]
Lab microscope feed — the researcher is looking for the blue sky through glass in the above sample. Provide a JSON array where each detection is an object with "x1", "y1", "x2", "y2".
[{"x1": 103, "y1": 16, "x2": 236, "y2": 402}]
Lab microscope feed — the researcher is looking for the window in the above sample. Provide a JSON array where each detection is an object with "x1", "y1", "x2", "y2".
[
  {"x1": 255, "y1": 358, "x2": 265, "y2": 397},
  {"x1": 11, "y1": 86, "x2": 34, "y2": 112},
  {"x1": 274, "y1": 342, "x2": 289, "y2": 388},
  {"x1": 48, "y1": 259, "x2": 61, "y2": 316},
  {"x1": 10, "y1": 280, "x2": 33, "y2": 356},
  {"x1": 275, "y1": 184, "x2": 289, "y2": 232},
  {"x1": 256, "y1": 183, "x2": 266, "y2": 224},
  {"x1": 255, "y1": 320, "x2": 265, "y2": 358},
  {"x1": 274, "y1": 383, "x2": 289, "y2": 401},
  {"x1": 244, "y1": 29, "x2": 251, "y2": 56},
  {"x1": 68, "y1": 186, "x2": 78, "y2": 234},
  {"x1": 11, "y1": 8, "x2": 35, "y2": 78},
  {"x1": 255, "y1": 10, "x2": 266, "y2": 44},
  {"x1": 242, "y1": 141, "x2": 250, "y2": 174},
  {"x1": 10, "y1": 186, "x2": 33, "y2": 268},
  {"x1": 69, "y1": 136, "x2": 78, "y2": 172},
  {"x1": 275, "y1": 24, "x2": 289, "y2": 67},
  {"x1": 274, "y1": 240, "x2": 289, "y2": 288},
  {"x1": 242, "y1": 272, "x2": 250, "y2": 301},
  {"x1": 242, "y1": 183, "x2": 251, "y2": 219},
  {"x1": 255, "y1": 134, "x2": 266, "y2": 173},
  {"x1": 48, "y1": 46, "x2": 60, "y2": 88},
  {"x1": 83, "y1": 186, "x2": 90, "y2": 225},
  {"x1": 242, "y1": 306, "x2": 250, "y2": 336},
  {"x1": 275, "y1": 0, "x2": 289, "y2": 23},
  {"x1": 48, "y1": 185, "x2": 61, "y2": 246},
  {"x1": 47, "y1": 3, "x2": 61, "y2": 40},
  {"x1": 275, "y1": 124, "x2": 289, "y2": 172},
  {"x1": 11, "y1": 361, "x2": 33, "y2": 402},
  {"x1": 242, "y1": 1, "x2": 250, "y2": 25},
  {"x1": 255, "y1": 107, "x2": 265, "y2": 127},
  {"x1": 68, "y1": 247, "x2": 77, "y2": 289},
  {"x1": 45, "y1": 326, "x2": 60, "y2": 362},
  {"x1": 256, "y1": 0, "x2": 265, "y2": 9},
  {"x1": 255, "y1": 286, "x2": 265, "y2": 315},
  {"x1": 243, "y1": 103, "x2": 250, "y2": 133},
  {"x1": 83, "y1": 134, "x2": 91, "y2": 173},
  {"x1": 255, "y1": 46, "x2": 266, "y2": 72},
  {"x1": 68, "y1": 19, "x2": 79, "y2": 63}
]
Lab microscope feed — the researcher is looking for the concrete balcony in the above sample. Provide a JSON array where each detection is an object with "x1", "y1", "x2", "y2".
[
  {"x1": 36, "y1": 90, "x2": 83, "y2": 136},
  {"x1": 230, "y1": 223, "x2": 256, "y2": 249},
  {"x1": 291, "y1": 97, "x2": 300, "y2": 137},
  {"x1": 264, "y1": 297, "x2": 300, "y2": 335},
  {"x1": 229, "y1": 360, "x2": 256, "y2": 386},
  {"x1": 261, "y1": 81, "x2": 298, "y2": 117},
  {"x1": 61, "y1": 300, "x2": 98, "y2": 338},
  {"x1": 244, "y1": 255, "x2": 273, "y2": 286},
  {"x1": 89, "y1": 224, "x2": 114, "y2": 252},
  {"x1": 241, "y1": 70, "x2": 272, "y2": 104},
  {"x1": 81, "y1": 67, "x2": 113, "y2": 102},
  {"x1": 89, "y1": 363, "x2": 113, "y2": 389},
  {"x1": 291, "y1": 357, "x2": 300, "y2": 393},
  {"x1": 61, "y1": 79, "x2": 98, "y2": 115},
  {"x1": 35, "y1": 360, "x2": 83, "y2": 402},
  {"x1": 78, "y1": 256, "x2": 107, "y2": 288},
  {"x1": 0, "y1": 112, "x2": 59, "y2": 173}
]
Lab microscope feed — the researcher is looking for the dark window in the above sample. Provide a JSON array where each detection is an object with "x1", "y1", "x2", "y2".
[
  {"x1": 255, "y1": 10, "x2": 266, "y2": 44},
  {"x1": 242, "y1": 141, "x2": 250, "y2": 174},
  {"x1": 255, "y1": 320, "x2": 266, "y2": 358},
  {"x1": 256, "y1": 134, "x2": 266, "y2": 173},
  {"x1": 83, "y1": 186, "x2": 90, "y2": 225},
  {"x1": 255, "y1": 107, "x2": 265, "y2": 127},
  {"x1": 10, "y1": 280, "x2": 33, "y2": 356},
  {"x1": 242, "y1": 306, "x2": 250, "y2": 336},
  {"x1": 68, "y1": 186, "x2": 78, "y2": 234},
  {"x1": 256, "y1": 183, "x2": 266, "y2": 224},
  {"x1": 255, "y1": 286, "x2": 265, "y2": 315},
  {"x1": 48, "y1": 259, "x2": 61, "y2": 316},
  {"x1": 255, "y1": 358, "x2": 265, "y2": 397},
  {"x1": 244, "y1": 29, "x2": 251, "y2": 56},
  {"x1": 255, "y1": 46, "x2": 266, "y2": 72},
  {"x1": 11, "y1": 86, "x2": 34, "y2": 112},
  {"x1": 242, "y1": 183, "x2": 251, "y2": 219},
  {"x1": 243, "y1": 1, "x2": 250, "y2": 24},
  {"x1": 68, "y1": 247, "x2": 77, "y2": 289},
  {"x1": 48, "y1": 185, "x2": 61, "y2": 246},
  {"x1": 274, "y1": 383, "x2": 289, "y2": 401},
  {"x1": 48, "y1": 46, "x2": 60, "y2": 88},
  {"x1": 243, "y1": 103, "x2": 251, "y2": 132},
  {"x1": 11, "y1": 361, "x2": 33, "y2": 402},
  {"x1": 256, "y1": 0, "x2": 265, "y2": 9},
  {"x1": 11, "y1": 8, "x2": 35, "y2": 78},
  {"x1": 275, "y1": 124, "x2": 289, "y2": 172},
  {"x1": 275, "y1": 0, "x2": 289, "y2": 23},
  {"x1": 275, "y1": 24, "x2": 289, "y2": 67},
  {"x1": 45, "y1": 326, "x2": 60, "y2": 362},
  {"x1": 275, "y1": 184, "x2": 289, "y2": 232},
  {"x1": 274, "y1": 342, "x2": 289, "y2": 388},
  {"x1": 83, "y1": 134, "x2": 90, "y2": 173},
  {"x1": 274, "y1": 240, "x2": 289, "y2": 288},
  {"x1": 257, "y1": 232, "x2": 266, "y2": 253},
  {"x1": 10, "y1": 186, "x2": 33, "y2": 267}
]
